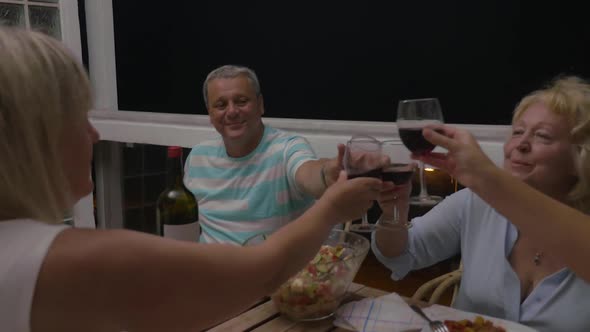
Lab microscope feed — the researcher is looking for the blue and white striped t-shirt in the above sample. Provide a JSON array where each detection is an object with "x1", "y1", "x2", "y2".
[{"x1": 184, "y1": 125, "x2": 317, "y2": 245}]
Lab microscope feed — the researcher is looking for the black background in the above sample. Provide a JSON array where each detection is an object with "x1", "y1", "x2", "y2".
[{"x1": 111, "y1": 1, "x2": 590, "y2": 125}]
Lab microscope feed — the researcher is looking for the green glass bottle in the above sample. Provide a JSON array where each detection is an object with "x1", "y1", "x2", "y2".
[{"x1": 156, "y1": 146, "x2": 199, "y2": 241}]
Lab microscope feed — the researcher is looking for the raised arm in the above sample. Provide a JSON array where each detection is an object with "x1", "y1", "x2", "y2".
[
  {"x1": 419, "y1": 125, "x2": 590, "y2": 282},
  {"x1": 31, "y1": 173, "x2": 382, "y2": 332}
]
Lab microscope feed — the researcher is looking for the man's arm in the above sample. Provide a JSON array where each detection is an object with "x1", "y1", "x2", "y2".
[
  {"x1": 295, "y1": 158, "x2": 333, "y2": 198},
  {"x1": 296, "y1": 144, "x2": 345, "y2": 198}
]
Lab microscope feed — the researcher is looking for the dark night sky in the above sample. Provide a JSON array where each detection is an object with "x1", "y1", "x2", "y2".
[{"x1": 111, "y1": 1, "x2": 590, "y2": 125}]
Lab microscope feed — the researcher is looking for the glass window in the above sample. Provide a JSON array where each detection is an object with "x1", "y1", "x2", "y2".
[
  {"x1": 29, "y1": 5, "x2": 61, "y2": 39},
  {"x1": 110, "y1": 2, "x2": 590, "y2": 125},
  {"x1": 120, "y1": 143, "x2": 191, "y2": 234},
  {"x1": 0, "y1": 1, "x2": 61, "y2": 40},
  {"x1": 0, "y1": 4, "x2": 25, "y2": 27}
]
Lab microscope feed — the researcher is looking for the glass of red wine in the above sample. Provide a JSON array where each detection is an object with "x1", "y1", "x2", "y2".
[
  {"x1": 343, "y1": 135, "x2": 383, "y2": 233},
  {"x1": 379, "y1": 140, "x2": 415, "y2": 229},
  {"x1": 396, "y1": 98, "x2": 444, "y2": 206}
]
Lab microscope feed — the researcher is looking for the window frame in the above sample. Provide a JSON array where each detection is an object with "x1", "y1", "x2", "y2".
[{"x1": 59, "y1": 0, "x2": 94, "y2": 228}]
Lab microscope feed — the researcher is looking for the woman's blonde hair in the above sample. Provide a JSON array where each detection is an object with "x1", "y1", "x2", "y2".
[
  {"x1": 513, "y1": 76, "x2": 590, "y2": 213},
  {"x1": 0, "y1": 28, "x2": 91, "y2": 223}
]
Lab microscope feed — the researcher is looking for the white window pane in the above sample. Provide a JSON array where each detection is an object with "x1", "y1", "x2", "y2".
[
  {"x1": 29, "y1": 5, "x2": 61, "y2": 39},
  {"x1": 0, "y1": 4, "x2": 25, "y2": 28},
  {"x1": 33, "y1": 0, "x2": 59, "y2": 2}
]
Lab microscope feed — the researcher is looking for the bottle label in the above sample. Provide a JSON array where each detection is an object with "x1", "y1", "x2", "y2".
[{"x1": 163, "y1": 222, "x2": 200, "y2": 242}]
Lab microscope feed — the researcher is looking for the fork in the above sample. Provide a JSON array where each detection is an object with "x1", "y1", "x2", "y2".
[{"x1": 409, "y1": 304, "x2": 450, "y2": 332}]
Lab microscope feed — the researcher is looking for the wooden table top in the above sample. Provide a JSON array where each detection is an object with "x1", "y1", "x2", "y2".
[{"x1": 204, "y1": 282, "x2": 390, "y2": 332}]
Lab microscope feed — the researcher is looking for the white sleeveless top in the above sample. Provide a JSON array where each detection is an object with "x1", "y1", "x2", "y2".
[{"x1": 0, "y1": 219, "x2": 68, "y2": 332}]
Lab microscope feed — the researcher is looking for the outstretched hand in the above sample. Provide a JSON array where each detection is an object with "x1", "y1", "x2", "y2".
[
  {"x1": 414, "y1": 125, "x2": 497, "y2": 188},
  {"x1": 320, "y1": 170, "x2": 382, "y2": 224}
]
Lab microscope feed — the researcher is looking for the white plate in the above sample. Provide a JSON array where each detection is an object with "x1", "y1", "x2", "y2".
[{"x1": 418, "y1": 305, "x2": 537, "y2": 332}]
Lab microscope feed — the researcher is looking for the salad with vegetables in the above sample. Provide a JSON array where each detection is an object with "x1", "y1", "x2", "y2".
[{"x1": 272, "y1": 244, "x2": 356, "y2": 320}]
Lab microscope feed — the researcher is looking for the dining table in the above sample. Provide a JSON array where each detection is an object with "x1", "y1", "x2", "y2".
[{"x1": 203, "y1": 282, "x2": 390, "y2": 332}]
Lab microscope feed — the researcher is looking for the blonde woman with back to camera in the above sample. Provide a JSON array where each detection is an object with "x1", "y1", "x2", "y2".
[
  {"x1": 0, "y1": 28, "x2": 382, "y2": 332},
  {"x1": 374, "y1": 76, "x2": 590, "y2": 331}
]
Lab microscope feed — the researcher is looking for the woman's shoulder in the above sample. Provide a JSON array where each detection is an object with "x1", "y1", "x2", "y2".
[
  {"x1": 0, "y1": 219, "x2": 69, "y2": 270},
  {"x1": 424, "y1": 188, "x2": 499, "y2": 225},
  {"x1": 445, "y1": 188, "x2": 494, "y2": 209},
  {"x1": 435, "y1": 188, "x2": 479, "y2": 208},
  {"x1": 0, "y1": 219, "x2": 69, "y2": 331},
  {"x1": 0, "y1": 218, "x2": 68, "y2": 230},
  {"x1": 0, "y1": 219, "x2": 69, "y2": 248}
]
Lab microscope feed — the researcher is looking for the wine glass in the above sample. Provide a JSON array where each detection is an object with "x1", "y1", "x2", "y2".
[
  {"x1": 343, "y1": 135, "x2": 383, "y2": 233},
  {"x1": 379, "y1": 140, "x2": 415, "y2": 229},
  {"x1": 396, "y1": 98, "x2": 444, "y2": 206}
]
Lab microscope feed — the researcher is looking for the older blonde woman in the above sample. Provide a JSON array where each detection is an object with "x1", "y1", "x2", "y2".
[
  {"x1": 0, "y1": 28, "x2": 382, "y2": 332},
  {"x1": 421, "y1": 123, "x2": 590, "y2": 282},
  {"x1": 374, "y1": 76, "x2": 590, "y2": 331}
]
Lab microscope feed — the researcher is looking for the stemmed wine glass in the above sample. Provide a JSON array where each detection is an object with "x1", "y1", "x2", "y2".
[
  {"x1": 343, "y1": 135, "x2": 383, "y2": 233},
  {"x1": 379, "y1": 140, "x2": 415, "y2": 229},
  {"x1": 396, "y1": 98, "x2": 444, "y2": 206}
]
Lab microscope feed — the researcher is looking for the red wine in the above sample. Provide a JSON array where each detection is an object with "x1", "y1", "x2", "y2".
[
  {"x1": 399, "y1": 128, "x2": 441, "y2": 154},
  {"x1": 347, "y1": 168, "x2": 383, "y2": 180},
  {"x1": 382, "y1": 165, "x2": 413, "y2": 185}
]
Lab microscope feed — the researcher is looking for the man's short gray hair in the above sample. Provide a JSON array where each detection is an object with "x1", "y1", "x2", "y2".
[{"x1": 202, "y1": 65, "x2": 261, "y2": 107}]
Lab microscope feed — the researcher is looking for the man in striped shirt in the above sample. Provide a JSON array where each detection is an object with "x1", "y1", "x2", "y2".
[{"x1": 184, "y1": 65, "x2": 343, "y2": 245}]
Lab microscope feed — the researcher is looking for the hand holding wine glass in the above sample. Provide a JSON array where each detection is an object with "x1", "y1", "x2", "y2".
[
  {"x1": 417, "y1": 124, "x2": 496, "y2": 189},
  {"x1": 378, "y1": 140, "x2": 415, "y2": 229},
  {"x1": 343, "y1": 135, "x2": 384, "y2": 233},
  {"x1": 396, "y1": 98, "x2": 444, "y2": 206}
]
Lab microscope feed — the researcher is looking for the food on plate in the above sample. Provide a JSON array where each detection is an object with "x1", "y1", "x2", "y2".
[
  {"x1": 272, "y1": 244, "x2": 355, "y2": 320},
  {"x1": 444, "y1": 315, "x2": 507, "y2": 332}
]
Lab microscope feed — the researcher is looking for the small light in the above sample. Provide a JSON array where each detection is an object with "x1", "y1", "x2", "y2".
[{"x1": 425, "y1": 167, "x2": 435, "y2": 172}]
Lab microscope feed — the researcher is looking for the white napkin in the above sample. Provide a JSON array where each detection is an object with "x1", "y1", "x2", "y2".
[
  {"x1": 334, "y1": 293, "x2": 536, "y2": 332},
  {"x1": 333, "y1": 292, "x2": 425, "y2": 332}
]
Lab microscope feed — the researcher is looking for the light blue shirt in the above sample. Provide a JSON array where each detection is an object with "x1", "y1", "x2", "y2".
[
  {"x1": 184, "y1": 125, "x2": 316, "y2": 245},
  {"x1": 372, "y1": 189, "x2": 590, "y2": 332}
]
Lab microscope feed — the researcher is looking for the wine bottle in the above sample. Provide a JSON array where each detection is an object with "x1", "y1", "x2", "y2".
[{"x1": 156, "y1": 146, "x2": 199, "y2": 241}]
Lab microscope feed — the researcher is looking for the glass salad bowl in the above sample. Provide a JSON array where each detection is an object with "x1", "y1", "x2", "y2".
[{"x1": 270, "y1": 229, "x2": 370, "y2": 321}]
